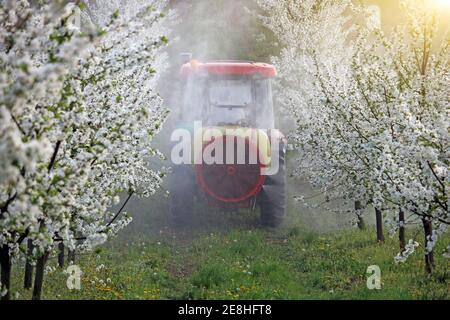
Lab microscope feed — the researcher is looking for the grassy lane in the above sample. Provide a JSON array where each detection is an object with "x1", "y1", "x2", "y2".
[{"x1": 10, "y1": 224, "x2": 449, "y2": 300}]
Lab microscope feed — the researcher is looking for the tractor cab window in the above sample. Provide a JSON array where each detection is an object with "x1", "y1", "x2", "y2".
[
  {"x1": 181, "y1": 75, "x2": 207, "y2": 122},
  {"x1": 181, "y1": 74, "x2": 275, "y2": 129},
  {"x1": 206, "y1": 78, "x2": 254, "y2": 127},
  {"x1": 254, "y1": 78, "x2": 275, "y2": 129}
]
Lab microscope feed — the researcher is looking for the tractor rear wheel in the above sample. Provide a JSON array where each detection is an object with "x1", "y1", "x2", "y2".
[
  {"x1": 169, "y1": 165, "x2": 195, "y2": 228},
  {"x1": 258, "y1": 145, "x2": 286, "y2": 228}
]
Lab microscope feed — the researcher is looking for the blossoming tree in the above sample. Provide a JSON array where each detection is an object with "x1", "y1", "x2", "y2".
[
  {"x1": 0, "y1": 0, "x2": 170, "y2": 300},
  {"x1": 257, "y1": 0, "x2": 375, "y2": 228},
  {"x1": 258, "y1": 0, "x2": 449, "y2": 273}
]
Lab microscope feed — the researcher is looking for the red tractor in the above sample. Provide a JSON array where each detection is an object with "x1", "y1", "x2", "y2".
[{"x1": 169, "y1": 57, "x2": 286, "y2": 228}]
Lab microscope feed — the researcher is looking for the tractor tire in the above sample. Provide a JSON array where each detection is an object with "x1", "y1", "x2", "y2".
[
  {"x1": 258, "y1": 143, "x2": 286, "y2": 228},
  {"x1": 169, "y1": 164, "x2": 195, "y2": 228}
]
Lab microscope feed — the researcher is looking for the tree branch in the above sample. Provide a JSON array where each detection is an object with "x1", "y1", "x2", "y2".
[
  {"x1": 48, "y1": 140, "x2": 62, "y2": 173},
  {"x1": 106, "y1": 191, "x2": 134, "y2": 227}
]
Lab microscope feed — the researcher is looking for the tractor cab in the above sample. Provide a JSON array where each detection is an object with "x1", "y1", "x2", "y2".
[{"x1": 179, "y1": 60, "x2": 277, "y2": 129}]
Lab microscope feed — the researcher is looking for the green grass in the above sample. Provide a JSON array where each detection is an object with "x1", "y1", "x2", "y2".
[{"x1": 10, "y1": 225, "x2": 449, "y2": 300}]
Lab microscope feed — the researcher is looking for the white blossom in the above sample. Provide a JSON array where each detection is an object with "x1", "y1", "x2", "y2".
[
  {"x1": 258, "y1": 0, "x2": 449, "y2": 261},
  {"x1": 0, "y1": 0, "x2": 171, "y2": 268}
]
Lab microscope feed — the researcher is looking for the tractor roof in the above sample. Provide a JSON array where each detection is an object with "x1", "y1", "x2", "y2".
[{"x1": 180, "y1": 60, "x2": 277, "y2": 78}]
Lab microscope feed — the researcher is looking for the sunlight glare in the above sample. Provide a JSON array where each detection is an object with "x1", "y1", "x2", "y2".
[{"x1": 436, "y1": 0, "x2": 450, "y2": 7}]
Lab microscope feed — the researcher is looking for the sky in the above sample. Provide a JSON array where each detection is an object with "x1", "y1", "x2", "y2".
[{"x1": 366, "y1": 0, "x2": 450, "y2": 29}]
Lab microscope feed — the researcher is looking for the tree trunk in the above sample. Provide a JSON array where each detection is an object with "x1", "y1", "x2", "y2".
[
  {"x1": 422, "y1": 218, "x2": 435, "y2": 274},
  {"x1": 58, "y1": 242, "x2": 65, "y2": 268},
  {"x1": 0, "y1": 244, "x2": 11, "y2": 300},
  {"x1": 355, "y1": 201, "x2": 365, "y2": 230},
  {"x1": 398, "y1": 210, "x2": 406, "y2": 253},
  {"x1": 375, "y1": 208, "x2": 385, "y2": 243},
  {"x1": 32, "y1": 251, "x2": 49, "y2": 300},
  {"x1": 68, "y1": 249, "x2": 75, "y2": 264},
  {"x1": 24, "y1": 239, "x2": 34, "y2": 289}
]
